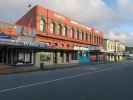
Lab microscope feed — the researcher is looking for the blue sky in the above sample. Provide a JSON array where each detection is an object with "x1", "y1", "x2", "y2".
[
  {"x1": 0, "y1": 0, "x2": 133, "y2": 46},
  {"x1": 103, "y1": 0, "x2": 115, "y2": 7}
]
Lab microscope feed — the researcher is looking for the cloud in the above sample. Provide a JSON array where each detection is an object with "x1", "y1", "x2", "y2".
[
  {"x1": 0, "y1": 0, "x2": 133, "y2": 46},
  {"x1": 117, "y1": 0, "x2": 133, "y2": 12}
]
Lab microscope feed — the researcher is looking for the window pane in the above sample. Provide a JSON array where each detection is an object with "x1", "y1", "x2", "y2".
[{"x1": 40, "y1": 19, "x2": 45, "y2": 32}]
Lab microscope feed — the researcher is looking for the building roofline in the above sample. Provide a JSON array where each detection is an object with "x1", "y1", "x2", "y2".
[{"x1": 33, "y1": 5, "x2": 100, "y2": 33}]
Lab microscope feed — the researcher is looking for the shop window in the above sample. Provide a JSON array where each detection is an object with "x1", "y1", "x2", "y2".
[
  {"x1": 40, "y1": 18, "x2": 46, "y2": 32},
  {"x1": 18, "y1": 52, "x2": 25, "y2": 63},
  {"x1": 25, "y1": 52, "x2": 31, "y2": 63},
  {"x1": 79, "y1": 51, "x2": 83, "y2": 56},
  {"x1": 17, "y1": 51, "x2": 32, "y2": 64},
  {"x1": 72, "y1": 51, "x2": 78, "y2": 60}
]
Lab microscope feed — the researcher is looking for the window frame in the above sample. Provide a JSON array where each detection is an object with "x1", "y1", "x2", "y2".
[{"x1": 40, "y1": 18, "x2": 46, "y2": 32}]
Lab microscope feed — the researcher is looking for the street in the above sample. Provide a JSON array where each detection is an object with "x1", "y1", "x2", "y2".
[{"x1": 0, "y1": 60, "x2": 133, "y2": 100}]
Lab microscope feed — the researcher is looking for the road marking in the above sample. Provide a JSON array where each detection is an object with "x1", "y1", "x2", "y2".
[{"x1": 0, "y1": 67, "x2": 114, "y2": 93}]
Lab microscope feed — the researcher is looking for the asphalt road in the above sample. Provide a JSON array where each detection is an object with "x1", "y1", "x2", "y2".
[{"x1": 0, "y1": 60, "x2": 133, "y2": 100}]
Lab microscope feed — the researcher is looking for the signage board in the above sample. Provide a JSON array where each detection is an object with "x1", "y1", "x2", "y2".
[
  {"x1": 74, "y1": 46, "x2": 89, "y2": 51},
  {"x1": 0, "y1": 32, "x2": 16, "y2": 42},
  {"x1": 16, "y1": 36, "x2": 48, "y2": 48}
]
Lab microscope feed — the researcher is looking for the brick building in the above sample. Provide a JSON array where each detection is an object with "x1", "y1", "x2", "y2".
[{"x1": 0, "y1": 5, "x2": 104, "y2": 67}]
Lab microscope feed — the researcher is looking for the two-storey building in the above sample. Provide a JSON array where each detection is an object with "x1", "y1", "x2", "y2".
[{"x1": 0, "y1": 5, "x2": 104, "y2": 67}]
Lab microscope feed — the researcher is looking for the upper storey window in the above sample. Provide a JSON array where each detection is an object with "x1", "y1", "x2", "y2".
[
  {"x1": 59, "y1": 24, "x2": 62, "y2": 35},
  {"x1": 56, "y1": 24, "x2": 62, "y2": 35},
  {"x1": 50, "y1": 22, "x2": 56, "y2": 33},
  {"x1": 40, "y1": 18, "x2": 46, "y2": 32},
  {"x1": 70, "y1": 28, "x2": 73, "y2": 38},
  {"x1": 62, "y1": 26, "x2": 67, "y2": 37},
  {"x1": 79, "y1": 32, "x2": 82, "y2": 40},
  {"x1": 70, "y1": 28, "x2": 75, "y2": 39},
  {"x1": 86, "y1": 33, "x2": 88, "y2": 41},
  {"x1": 82, "y1": 32, "x2": 84, "y2": 40},
  {"x1": 77, "y1": 30, "x2": 80, "y2": 40}
]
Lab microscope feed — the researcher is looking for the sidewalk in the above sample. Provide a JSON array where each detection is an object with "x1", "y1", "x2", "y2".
[
  {"x1": 0, "y1": 63, "x2": 83, "y2": 75},
  {"x1": 0, "y1": 63, "x2": 95, "y2": 75},
  {"x1": 0, "y1": 61, "x2": 125, "y2": 75}
]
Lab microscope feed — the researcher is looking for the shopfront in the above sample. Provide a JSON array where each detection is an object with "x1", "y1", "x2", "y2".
[
  {"x1": 0, "y1": 47, "x2": 35, "y2": 66},
  {"x1": 89, "y1": 46, "x2": 103, "y2": 63},
  {"x1": 74, "y1": 46, "x2": 90, "y2": 63},
  {"x1": 0, "y1": 32, "x2": 48, "y2": 66}
]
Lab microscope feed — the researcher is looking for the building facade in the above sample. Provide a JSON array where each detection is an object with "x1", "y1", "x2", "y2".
[
  {"x1": 104, "y1": 39, "x2": 126, "y2": 62},
  {"x1": 0, "y1": 21, "x2": 49, "y2": 66},
  {"x1": 16, "y1": 5, "x2": 104, "y2": 67},
  {"x1": 0, "y1": 5, "x2": 104, "y2": 68}
]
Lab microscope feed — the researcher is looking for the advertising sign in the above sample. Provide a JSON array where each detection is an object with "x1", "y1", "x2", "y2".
[{"x1": 74, "y1": 46, "x2": 89, "y2": 51}]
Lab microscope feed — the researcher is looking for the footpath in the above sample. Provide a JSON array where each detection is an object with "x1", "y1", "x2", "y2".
[{"x1": 0, "y1": 62, "x2": 117, "y2": 75}]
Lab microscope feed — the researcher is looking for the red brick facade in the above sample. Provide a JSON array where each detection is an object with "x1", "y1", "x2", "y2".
[{"x1": 16, "y1": 5, "x2": 104, "y2": 50}]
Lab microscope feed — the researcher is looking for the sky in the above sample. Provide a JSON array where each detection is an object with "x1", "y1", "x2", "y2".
[{"x1": 0, "y1": 0, "x2": 133, "y2": 46}]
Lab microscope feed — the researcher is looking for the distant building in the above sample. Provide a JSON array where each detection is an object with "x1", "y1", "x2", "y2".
[{"x1": 104, "y1": 39, "x2": 126, "y2": 62}]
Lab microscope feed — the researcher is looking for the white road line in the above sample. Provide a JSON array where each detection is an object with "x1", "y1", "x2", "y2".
[{"x1": 0, "y1": 67, "x2": 114, "y2": 93}]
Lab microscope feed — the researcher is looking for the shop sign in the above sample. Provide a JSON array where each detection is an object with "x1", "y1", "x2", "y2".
[
  {"x1": 89, "y1": 46, "x2": 100, "y2": 50},
  {"x1": 45, "y1": 42, "x2": 58, "y2": 48},
  {"x1": 74, "y1": 46, "x2": 89, "y2": 51},
  {"x1": 0, "y1": 32, "x2": 15, "y2": 42},
  {"x1": 16, "y1": 36, "x2": 48, "y2": 48},
  {"x1": 16, "y1": 41, "x2": 48, "y2": 48},
  {"x1": 16, "y1": 39, "x2": 48, "y2": 48}
]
